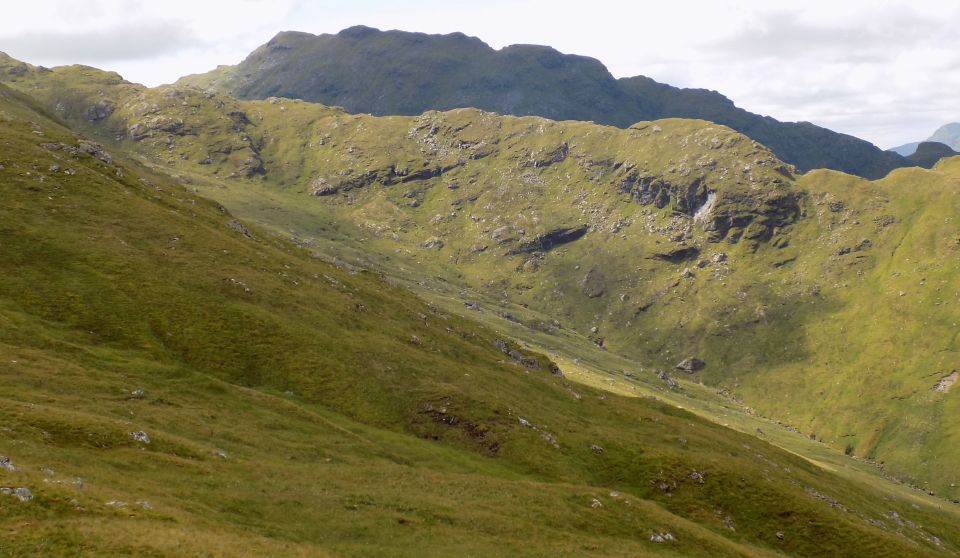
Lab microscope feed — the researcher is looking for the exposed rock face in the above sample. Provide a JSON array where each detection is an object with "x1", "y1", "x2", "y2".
[
  {"x1": 77, "y1": 140, "x2": 113, "y2": 164},
  {"x1": 0, "y1": 487, "x2": 33, "y2": 502},
  {"x1": 933, "y1": 371, "x2": 958, "y2": 393},
  {"x1": 129, "y1": 431, "x2": 151, "y2": 444},
  {"x1": 420, "y1": 237, "x2": 444, "y2": 249},
  {"x1": 310, "y1": 177, "x2": 338, "y2": 196},
  {"x1": 656, "y1": 369, "x2": 680, "y2": 389},
  {"x1": 580, "y1": 268, "x2": 606, "y2": 298},
  {"x1": 84, "y1": 99, "x2": 114, "y2": 121},
  {"x1": 526, "y1": 143, "x2": 569, "y2": 168},
  {"x1": 226, "y1": 219, "x2": 255, "y2": 239},
  {"x1": 128, "y1": 116, "x2": 187, "y2": 141},
  {"x1": 676, "y1": 357, "x2": 705, "y2": 373},
  {"x1": 506, "y1": 225, "x2": 588, "y2": 255},
  {"x1": 493, "y1": 338, "x2": 563, "y2": 376},
  {"x1": 702, "y1": 190, "x2": 802, "y2": 243},
  {"x1": 618, "y1": 171, "x2": 709, "y2": 214},
  {"x1": 651, "y1": 246, "x2": 700, "y2": 263}
]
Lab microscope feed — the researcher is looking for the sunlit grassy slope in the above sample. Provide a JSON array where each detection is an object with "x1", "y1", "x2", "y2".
[
  {"x1": 1, "y1": 61, "x2": 960, "y2": 556},
  {"x1": 1, "y1": 77, "x2": 959, "y2": 557},
  {"x1": 2, "y1": 56, "x2": 959, "y2": 501}
]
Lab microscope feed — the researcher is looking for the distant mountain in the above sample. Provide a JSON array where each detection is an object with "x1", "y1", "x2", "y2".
[
  {"x1": 905, "y1": 141, "x2": 958, "y2": 168},
  {"x1": 929, "y1": 122, "x2": 960, "y2": 150},
  {"x1": 889, "y1": 141, "x2": 921, "y2": 156},
  {"x1": 177, "y1": 26, "x2": 909, "y2": 179},
  {"x1": 890, "y1": 123, "x2": 960, "y2": 156}
]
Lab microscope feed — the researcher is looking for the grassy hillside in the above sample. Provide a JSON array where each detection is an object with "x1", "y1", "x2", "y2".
[
  {"x1": 0, "y1": 60, "x2": 956, "y2": 555},
  {"x1": 171, "y1": 27, "x2": 910, "y2": 179},
  {"x1": 4, "y1": 56, "x2": 960, "y2": 496}
]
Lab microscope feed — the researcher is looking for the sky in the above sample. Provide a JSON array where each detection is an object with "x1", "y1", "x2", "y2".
[{"x1": 2, "y1": 0, "x2": 958, "y2": 149}]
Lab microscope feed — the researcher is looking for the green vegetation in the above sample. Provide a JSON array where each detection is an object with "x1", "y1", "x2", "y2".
[
  {"x1": 2, "y1": 54, "x2": 960, "y2": 556},
  {"x1": 173, "y1": 26, "x2": 910, "y2": 178}
]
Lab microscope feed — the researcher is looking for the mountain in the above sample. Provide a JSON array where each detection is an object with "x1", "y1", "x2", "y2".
[
  {"x1": 6, "y1": 53, "x2": 960, "y2": 507},
  {"x1": 3, "y1": 75, "x2": 959, "y2": 556},
  {"x1": 889, "y1": 141, "x2": 921, "y2": 156},
  {"x1": 929, "y1": 123, "x2": 960, "y2": 151},
  {"x1": 890, "y1": 123, "x2": 960, "y2": 156},
  {"x1": 175, "y1": 27, "x2": 909, "y2": 180},
  {"x1": 905, "y1": 141, "x2": 959, "y2": 168}
]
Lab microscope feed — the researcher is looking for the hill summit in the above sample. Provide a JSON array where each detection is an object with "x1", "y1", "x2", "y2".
[{"x1": 176, "y1": 26, "x2": 909, "y2": 179}]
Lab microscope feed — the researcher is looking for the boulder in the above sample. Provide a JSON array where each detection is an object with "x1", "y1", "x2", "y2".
[
  {"x1": 676, "y1": 357, "x2": 705, "y2": 373},
  {"x1": 129, "y1": 430, "x2": 151, "y2": 444}
]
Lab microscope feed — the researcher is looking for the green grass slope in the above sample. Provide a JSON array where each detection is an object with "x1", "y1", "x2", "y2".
[
  {"x1": 3, "y1": 70, "x2": 960, "y2": 557},
  {"x1": 171, "y1": 27, "x2": 908, "y2": 179},
  {"x1": 4, "y1": 82, "x2": 959, "y2": 557},
  {"x1": 1, "y1": 60, "x2": 956, "y2": 552},
  {"x1": 20, "y1": 58, "x2": 956, "y2": 499}
]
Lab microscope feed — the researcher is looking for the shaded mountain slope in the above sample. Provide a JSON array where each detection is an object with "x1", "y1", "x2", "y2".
[
  {"x1": 905, "y1": 141, "x2": 958, "y2": 168},
  {"x1": 173, "y1": 27, "x2": 908, "y2": 179}
]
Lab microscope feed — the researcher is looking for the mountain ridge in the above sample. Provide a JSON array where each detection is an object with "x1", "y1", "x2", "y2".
[
  {"x1": 175, "y1": 26, "x2": 910, "y2": 179},
  {"x1": 890, "y1": 123, "x2": 960, "y2": 156}
]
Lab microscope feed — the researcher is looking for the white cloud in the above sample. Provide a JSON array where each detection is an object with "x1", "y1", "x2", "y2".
[
  {"x1": 1, "y1": 0, "x2": 958, "y2": 147},
  {"x1": 1, "y1": 22, "x2": 201, "y2": 62}
]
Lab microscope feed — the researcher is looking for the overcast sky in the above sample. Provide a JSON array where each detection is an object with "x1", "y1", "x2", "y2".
[{"x1": 2, "y1": 0, "x2": 958, "y2": 148}]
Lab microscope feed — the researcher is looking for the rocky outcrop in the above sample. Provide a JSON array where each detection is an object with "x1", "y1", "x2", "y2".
[
  {"x1": 506, "y1": 225, "x2": 588, "y2": 255},
  {"x1": 525, "y1": 143, "x2": 569, "y2": 168},
  {"x1": 84, "y1": 99, "x2": 114, "y2": 122},
  {"x1": 650, "y1": 245, "x2": 700, "y2": 263},
  {"x1": 702, "y1": 190, "x2": 802, "y2": 243},
  {"x1": 309, "y1": 160, "x2": 466, "y2": 196},
  {"x1": 618, "y1": 170, "x2": 709, "y2": 214},
  {"x1": 494, "y1": 338, "x2": 563, "y2": 376},
  {"x1": 676, "y1": 357, "x2": 705, "y2": 372},
  {"x1": 580, "y1": 268, "x2": 606, "y2": 298},
  {"x1": 933, "y1": 371, "x2": 958, "y2": 393}
]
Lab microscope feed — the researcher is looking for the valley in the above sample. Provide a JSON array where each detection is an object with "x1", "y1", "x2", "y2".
[{"x1": 0, "y1": 19, "x2": 959, "y2": 557}]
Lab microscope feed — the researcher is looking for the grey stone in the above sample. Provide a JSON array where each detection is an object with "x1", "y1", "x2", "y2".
[
  {"x1": 13, "y1": 487, "x2": 33, "y2": 502},
  {"x1": 676, "y1": 357, "x2": 705, "y2": 372}
]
